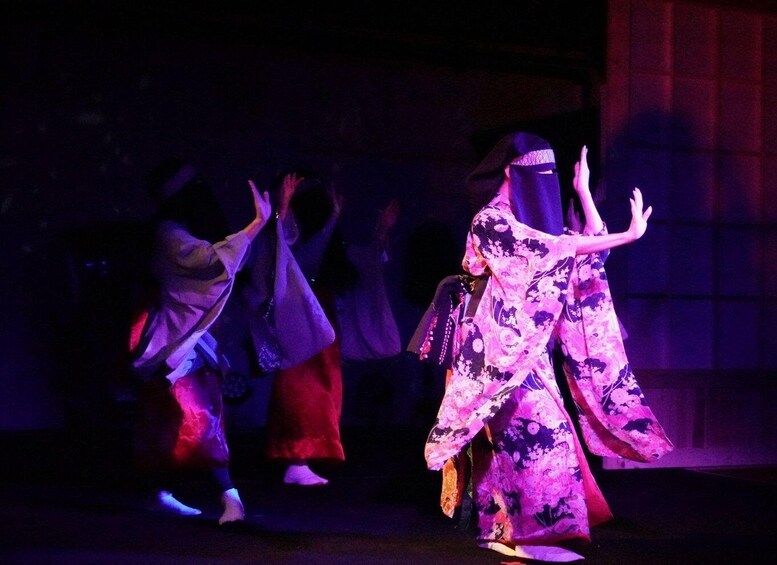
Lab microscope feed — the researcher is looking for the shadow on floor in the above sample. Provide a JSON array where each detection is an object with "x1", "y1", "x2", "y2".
[{"x1": 1, "y1": 427, "x2": 776, "y2": 564}]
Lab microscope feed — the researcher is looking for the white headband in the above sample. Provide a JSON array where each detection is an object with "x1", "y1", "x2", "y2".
[{"x1": 509, "y1": 149, "x2": 555, "y2": 167}]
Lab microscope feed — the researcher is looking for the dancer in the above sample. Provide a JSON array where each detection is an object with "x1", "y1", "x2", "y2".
[
  {"x1": 335, "y1": 197, "x2": 404, "y2": 426},
  {"x1": 336, "y1": 196, "x2": 402, "y2": 363},
  {"x1": 130, "y1": 159, "x2": 272, "y2": 524},
  {"x1": 243, "y1": 167, "x2": 347, "y2": 486},
  {"x1": 410, "y1": 132, "x2": 673, "y2": 561}
]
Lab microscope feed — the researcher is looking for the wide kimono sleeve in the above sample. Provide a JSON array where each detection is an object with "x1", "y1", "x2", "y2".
[
  {"x1": 557, "y1": 240, "x2": 673, "y2": 462},
  {"x1": 132, "y1": 221, "x2": 251, "y2": 383},
  {"x1": 241, "y1": 214, "x2": 336, "y2": 372},
  {"x1": 335, "y1": 240, "x2": 402, "y2": 361},
  {"x1": 424, "y1": 199, "x2": 577, "y2": 470}
]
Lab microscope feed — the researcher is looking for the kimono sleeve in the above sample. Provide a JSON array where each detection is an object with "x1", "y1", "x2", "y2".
[{"x1": 158, "y1": 222, "x2": 250, "y2": 279}]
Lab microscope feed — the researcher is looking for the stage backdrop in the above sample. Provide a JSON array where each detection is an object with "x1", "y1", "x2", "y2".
[{"x1": 601, "y1": 0, "x2": 777, "y2": 469}]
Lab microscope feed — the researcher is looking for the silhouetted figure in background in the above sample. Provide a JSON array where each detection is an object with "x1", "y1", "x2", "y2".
[
  {"x1": 129, "y1": 159, "x2": 271, "y2": 524},
  {"x1": 242, "y1": 167, "x2": 349, "y2": 486},
  {"x1": 335, "y1": 196, "x2": 403, "y2": 426}
]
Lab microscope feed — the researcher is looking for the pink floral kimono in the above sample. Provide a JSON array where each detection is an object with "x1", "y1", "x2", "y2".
[{"x1": 415, "y1": 192, "x2": 673, "y2": 546}]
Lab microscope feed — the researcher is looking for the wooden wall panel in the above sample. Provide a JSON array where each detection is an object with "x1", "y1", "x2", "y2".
[{"x1": 603, "y1": 0, "x2": 777, "y2": 469}]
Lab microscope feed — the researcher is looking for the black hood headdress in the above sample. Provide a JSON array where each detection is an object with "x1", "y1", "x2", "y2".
[{"x1": 466, "y1": 131, "x2": 564, "y2": 235}]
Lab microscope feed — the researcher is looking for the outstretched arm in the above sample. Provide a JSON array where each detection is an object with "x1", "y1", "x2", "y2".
[{"x1": 572, "y1": 187, "x2": 652, "y2": 255}]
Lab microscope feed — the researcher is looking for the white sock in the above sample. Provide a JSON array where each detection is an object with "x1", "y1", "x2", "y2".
[
  {"x1": 478, "y1": 541, "x2": 516, "y2": 556},
  {"x1": 150, "y1": 490, "x2": 202, "y2": 516},
  {"x1": 283, "y1": 464, "x2": 328, "y2": 486},
  {"x1": 219, "y1": 488, "x2": 245, "y2": 525},
  {"x1": 479, "y1": 542, "x2": 584, "y2": 562}
]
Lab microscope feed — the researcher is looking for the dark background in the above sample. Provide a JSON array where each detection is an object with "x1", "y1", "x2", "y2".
[
  {"x1": 1, "y1": 0, "x2": 608, "y2": 434},
  {"x1": 3, "y1": 3, "x2": 777, "y2": 564}
]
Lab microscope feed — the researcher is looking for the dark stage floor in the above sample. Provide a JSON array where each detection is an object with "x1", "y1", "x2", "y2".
[{"x1": 1, "y1": 427, "x2": 776, "y2": 564}]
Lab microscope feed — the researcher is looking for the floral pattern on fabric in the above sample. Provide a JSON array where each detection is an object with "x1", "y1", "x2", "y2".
[
  {"x1": 556, "y1": 250, "x2": 673, "y2": 461},
  {"x1": 471, "y1": 352, "x2": 591, "y2": 544},
  {"x1": 423, "y1": 191, "x2": 673, "y2": 544},
  {"x1": 424, "y1": 196, "x2": 577, "y2": 470}
]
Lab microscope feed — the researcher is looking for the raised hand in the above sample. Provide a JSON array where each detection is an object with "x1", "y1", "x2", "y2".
[
  {"x1": 571, "y1": 145, "x2": 604, "y2": 234},
  {"x1": 377, "y1": 198, "x2": 400, "y2": 232},
  {"x1": 626, "y1": 187, "x2": 652, "y2": 241},
  {"x1": 573, "y1": 145, "x2": 590, "y2": 195},
  {"x1": 572, "y1": 187, "x2": 654, "y2": 255},
  {"x1": 248, "y1": 180, "x2": 272, "y2": 228},
  {"x1": 280, "y1": 172, "x2": 302, "y2": 208},
  {"x1": 376, "y1": 198, "x2": 400, "y2": 243}
]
